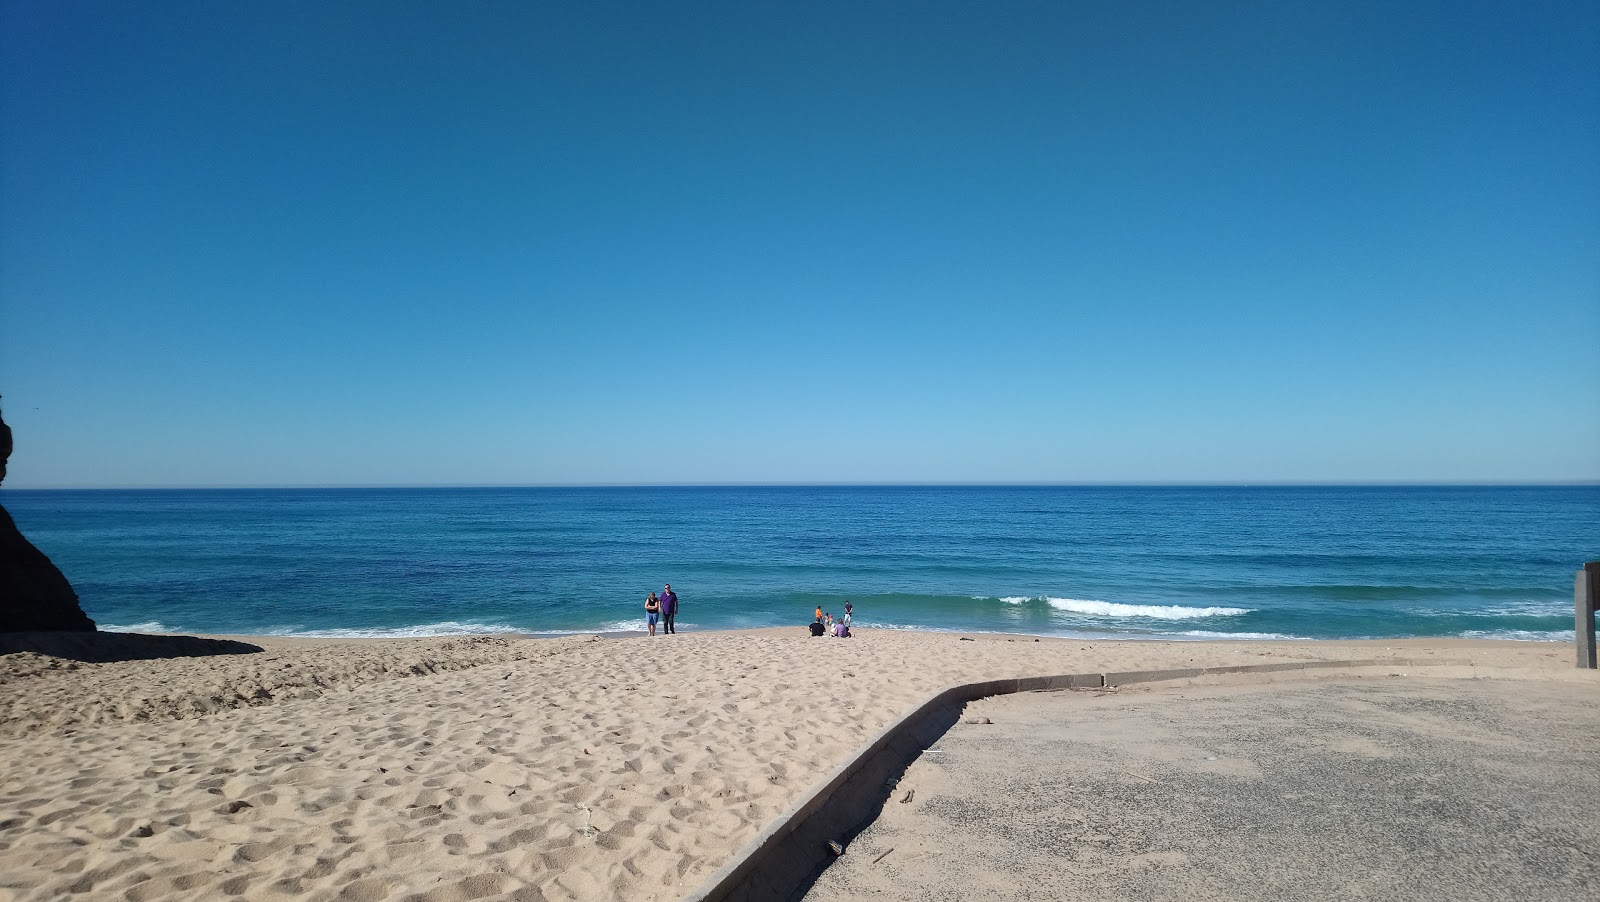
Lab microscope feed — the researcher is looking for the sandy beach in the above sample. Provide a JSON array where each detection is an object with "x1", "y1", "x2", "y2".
[{"x1": 0, "y1": 629, "x2": 1586, "y2": 901}]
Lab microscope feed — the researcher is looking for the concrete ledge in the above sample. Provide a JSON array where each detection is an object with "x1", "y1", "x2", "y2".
[
  {"x1": 682, "y1": 657, "x2": 1439, "y2": 902},
  {"x1": 1103, "y1": 667, "x2": 1208, "y2": 686},
  {"x1": 1017, "y1": 673, "x2": 1104, "y2": 691},
  {"x1": 1102, "y1": 658, "x2": 1384, "y2": 687}
]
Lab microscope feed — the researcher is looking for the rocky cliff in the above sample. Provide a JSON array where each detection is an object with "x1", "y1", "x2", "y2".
[{"x1": 0, "y1": 407, "x2": 96, "y2": 631}]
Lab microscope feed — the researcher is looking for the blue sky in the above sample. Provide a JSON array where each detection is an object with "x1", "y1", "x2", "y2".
[{"x1": 2, "y1": 1, "x2": 1596, "y2": 487}]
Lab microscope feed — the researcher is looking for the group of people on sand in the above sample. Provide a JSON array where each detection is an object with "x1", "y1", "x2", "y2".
[
  {"x1": 638, "y1": 586, "x2": 856, "y2": 639},
  {"x1": 642, "y1": 584, "x2": 678, "y2": 636},
  {"x1": 809, "y1": 601, "x2": 852, "y2": 638}
]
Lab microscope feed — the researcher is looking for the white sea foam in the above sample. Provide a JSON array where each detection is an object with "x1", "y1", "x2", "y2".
[
  {"x1": 855, "y1": 622, "x2": 1296, "y2": 642},
  {"x1": 105, "y1": 619, "x2": 684, "y2": 640},
  {"x1": 1415, "y1": 599, "x2": 1572, "y2": 619},
  {"x1": 853, "y1": 622, "x2": 1066, "y2": 638},
  {"x1": 264, "y1": 621, "x2": 525, "y2": 639},
  {"x1": 1169, "y1": 630, "x2": 1301, "y2": 640},
  {"x1": 1054, "y1": 630, "x2": 1302, "y2": 641},
  {"x1": 1476, "y1": 600, "x2": 1574, "y2": 618},
  {"x1": 1459, "y1": 629, "x2": 1573, "y2": 642},
  {"x1": 853, "y1": 621, "x2": 928, "y2": 632},
  {"x1": 99, "y1": 620, "x2": 182, "y2": 634},
  {"x1": 536, "y1": 620, "x2": 653, "y2": 636},
  {"x1": 987, "y1": 595, "x2": 1249, "y2": 618},
  {"x1": 1043, "y1": 597, "x2": 1250, "y2": 619}
]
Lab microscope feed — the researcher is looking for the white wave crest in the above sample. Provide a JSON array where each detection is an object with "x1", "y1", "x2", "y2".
[
  {"x1": 1169, "y1": 630, "x2": 1300, "y2": 640},
  {"x1": 852, "y1": 621, "x2": 926, "y2": 632},
  {"x1": 1459, "y1": 629, "x2": 1573, "y2": 642},
  {"x1": 1476, "y1": 601, "x2": 1573, "y2": 618},
  {"x1": 1414, "y1": 599, "x2": 1573, "y2": 619},
  {"x1": 536, "y1": 620, "x2": 654, "y2": 636},
  {"x1": 265, "y1": 621, "x2": 524, "y2": 639},
  {"x1": 99, "y1": 620, "x2": 182, "y2": 634},
  {"x1": 1044, "y1": 597, "x2": 1250, "y2": 619},
  {"x1": 849, "y1": 623, "x2": 1289, "y2": 642}
]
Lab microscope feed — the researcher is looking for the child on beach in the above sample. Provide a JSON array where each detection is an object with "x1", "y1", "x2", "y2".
[{"x1": 644, "y1": 592, "x2": 660, "y2": 636}]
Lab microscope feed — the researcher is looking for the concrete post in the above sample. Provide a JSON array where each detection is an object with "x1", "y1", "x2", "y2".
[{"x1": 1578, "y1": 562, "x2": 1599, "y2": 669}]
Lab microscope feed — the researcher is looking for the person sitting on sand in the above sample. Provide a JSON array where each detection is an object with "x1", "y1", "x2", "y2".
[
  {"x1": 644, "y1": 592, "x2": 660, "y2": 637},
  {"x1": 809, "y1": 616, "x2": 826, "y2": 637},
  {"x1": 833, "y1": 618, "x2": 850, "y2": 638}
]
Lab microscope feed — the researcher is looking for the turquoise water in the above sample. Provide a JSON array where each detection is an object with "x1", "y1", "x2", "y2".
[{"x1": 3, "y1": 486, "x2": 1595, "y2": 641}]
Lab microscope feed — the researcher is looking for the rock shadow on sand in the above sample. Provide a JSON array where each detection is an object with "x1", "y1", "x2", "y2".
[{"x1": 0, "y1": 630, "x2": 263, "y2": 664}]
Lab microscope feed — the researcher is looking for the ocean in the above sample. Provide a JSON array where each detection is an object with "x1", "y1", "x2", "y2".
[{"x1": 3, "y1": 486, "x2": 1595, "y2": 642}]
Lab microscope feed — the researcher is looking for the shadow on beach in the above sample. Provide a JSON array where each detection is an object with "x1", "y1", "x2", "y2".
[{"x1": 0, "y1": 631, "x2": 263, "y2": 663}]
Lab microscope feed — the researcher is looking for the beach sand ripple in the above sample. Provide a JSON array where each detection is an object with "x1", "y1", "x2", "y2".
[{"x1": 0, "y1": 630, "x2": 1575, "y2": 901}]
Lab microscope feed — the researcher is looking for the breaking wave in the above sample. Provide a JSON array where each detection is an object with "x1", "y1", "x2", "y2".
[
  {"x1": 996, "y1": 596, "x2": 1250, "y2": 619},
  {"x1": 536, "y1": 620, "x2": 655, "y2": 636},
  {"x1": 262, "y1": 621, "x2": 525, "y2": 639},
  {"x1": 99, "y1": 620, "x2": 183, "y2": 634},
  {"x1": 1459, "y1": 629, "x2": 1573, "y2": 642}
]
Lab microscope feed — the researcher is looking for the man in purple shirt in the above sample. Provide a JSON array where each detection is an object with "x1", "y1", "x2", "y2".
[{"x1": 660, "y1": 584, "x2": 679, "y2": 634}]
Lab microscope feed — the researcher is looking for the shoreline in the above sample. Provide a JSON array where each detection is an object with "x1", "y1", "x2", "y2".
[
  {"x1": 1, "y1": 628, "x2": 1588, "y2": 901},
  {"x1": 86, "y1": 621, "x2": 1580, "y2": 645}
]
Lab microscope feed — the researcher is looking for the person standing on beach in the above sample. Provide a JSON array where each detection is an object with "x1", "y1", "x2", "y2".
[
  {"x1": 660, "y1": 584, "x2": 679, "y2": 634},
  {"x1": 644, "y1": 592, "x2": 661, "y2": 636}
]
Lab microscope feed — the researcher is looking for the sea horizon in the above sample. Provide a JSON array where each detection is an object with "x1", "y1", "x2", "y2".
[{"x1": 7, "y1": 481, "x2": 1598, "y2": 491}]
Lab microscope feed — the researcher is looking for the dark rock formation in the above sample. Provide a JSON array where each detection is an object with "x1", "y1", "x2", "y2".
[{"x1": 0, "y1": 405, "x2": 96, "y2": 631}]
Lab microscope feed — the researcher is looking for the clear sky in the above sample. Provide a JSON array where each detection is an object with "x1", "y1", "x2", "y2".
[{"x1": 2, "y1": 1, "x2": 1597, "y2": 487}]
